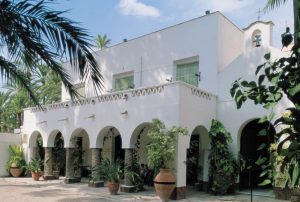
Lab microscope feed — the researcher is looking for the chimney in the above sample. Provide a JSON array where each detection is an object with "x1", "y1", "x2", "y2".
[
  {"x1": 205, "y1": 10, "x2": 210, "y2": 15},
  {"x1": 123, "y1": 38, "x2": 127, "y2": 42}
]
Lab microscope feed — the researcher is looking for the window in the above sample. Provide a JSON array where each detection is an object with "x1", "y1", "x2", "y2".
[
  {"x1": 114, "y1": 74, "x2": 134, "y2": 91},
  {"x1": 74, "y1": 83, "x2": 85, "y2": 98},
  {"x1": 176, "y1": 61, "x2": 199, "y2": 86}
]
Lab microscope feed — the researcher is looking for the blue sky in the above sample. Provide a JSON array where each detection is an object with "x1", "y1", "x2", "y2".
[{"x1": 50, "y1": 0, "x2": 293, "y2": 48}]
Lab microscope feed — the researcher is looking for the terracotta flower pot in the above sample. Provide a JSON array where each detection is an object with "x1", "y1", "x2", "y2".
[
  {"x1": 10, "y1": 167, "x2": 23, "y2": 177},
  {"x1": 154, "y1": 168, "x2": 176, "y2": 202},
  {"x1": 107, "y1": 181, "x2": 119, "y2": 195},
  {"x1": 31, "y1": 171, "x2": 41, "y2": 181}
]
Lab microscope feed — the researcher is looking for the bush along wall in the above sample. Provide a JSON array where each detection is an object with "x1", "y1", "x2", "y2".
[{"x1": 208, "y1": 119, "x2": 238, "y2": 195}]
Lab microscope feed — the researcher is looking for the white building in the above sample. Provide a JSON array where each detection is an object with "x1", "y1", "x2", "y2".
[{"x1": 22, "y1": 11, "x2": 290, "y2": 199}]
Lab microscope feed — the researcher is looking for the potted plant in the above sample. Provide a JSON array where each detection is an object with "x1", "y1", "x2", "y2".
[
  {"x1": 6, "y1": 145, "x2": 26, "y2": 177},
  {"x1": 93, "y1": 158, "x2": 123, "y2": 194},
  {"x1": 146, "y1": 119, "x2": 188, "y2": 201},
  {"x1": 53, "y1": 163, "x2": 60, "y2": 179},
  {"x1": 25, "y1": 158, "x2": 44, "y2": 181}
]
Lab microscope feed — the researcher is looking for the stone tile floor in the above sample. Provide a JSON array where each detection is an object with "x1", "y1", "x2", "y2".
[{"x1": 0, "y1": 177, "x2": 287, "y2": 202}]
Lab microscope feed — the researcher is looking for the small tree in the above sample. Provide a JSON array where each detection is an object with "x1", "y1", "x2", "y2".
[{"x1": 146, "y1": 119, "x2": 188, "y2": 173}]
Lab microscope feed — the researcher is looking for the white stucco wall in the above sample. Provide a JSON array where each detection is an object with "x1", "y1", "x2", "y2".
[
  {"x1": 217, "y1": 44, "x2": 290, "y2": 154},
  {"x1": 61, "y1": 12, "x2": 247, "y2": 101},
  {"x1": 0, "y1": 133, "x2": 22, "y2": 176}
]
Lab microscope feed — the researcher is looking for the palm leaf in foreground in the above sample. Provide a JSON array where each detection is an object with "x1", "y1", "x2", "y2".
[{"x1": 0, "y1": 0, "x2": 103, "y2": 103}]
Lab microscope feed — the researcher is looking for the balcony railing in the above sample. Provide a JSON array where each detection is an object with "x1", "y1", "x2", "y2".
[{"x1": 26, "y1": 81, "x2": 215, "y2": 113}]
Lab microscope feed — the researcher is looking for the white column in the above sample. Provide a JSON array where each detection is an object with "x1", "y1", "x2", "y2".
[
  {"x1": 202, "y1": 149, "x2": 210, "y2": 182},
  {"x1": 27, "y1": 147, "x2": 35, "y2": 162}
]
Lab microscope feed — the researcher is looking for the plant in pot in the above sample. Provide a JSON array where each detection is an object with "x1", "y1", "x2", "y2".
[
  {"x1": 93, "y1": 158, "x2": 123, "y2": 195},
  {"x1": 53, "y1": 163, "x2": 60, "y2": 179},
  {"x1": 6, "y1": 145, "x2": 26, "y2": 177},
  {"x1": 25, "y1": 158, "x2": 44, "y2": 181},
  {"x1": 146, "y1": 118, "x2": 188, "y2": 201}
]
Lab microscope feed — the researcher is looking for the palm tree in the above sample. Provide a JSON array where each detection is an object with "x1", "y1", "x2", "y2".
[
  {"x1": 265, "y1": 0, "x2": 299, "y2": 42},
  {"x1": 0, "y1": 91, "x2": 10, "y2": 132},
  {"x1": 31, "y1": 65, "x2": 61, "y2": 105},
  {"x1": 95, "y1": 34, "x2": 111, "y2": 49},
  {"x1": 0, "y1": 0, "x2": 103, "y2": 104}
]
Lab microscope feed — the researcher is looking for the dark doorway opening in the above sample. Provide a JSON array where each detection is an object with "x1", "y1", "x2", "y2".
[
  {"x1": 186, "y1": 134, "x2": 200, "y2": 186},
  {"x1": 114, "y1": 135, "x2": 125, "y2": 170},
  {"x1": 240, "y1": 119, "x2": 275, "y2": 189}
]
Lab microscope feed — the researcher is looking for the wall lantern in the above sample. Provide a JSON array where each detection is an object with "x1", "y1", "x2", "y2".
[
  {"x1": 281, "y1": 27, "x2": 293, "y2": 48},
  {"x1": 121, "y1": 110, "x2": 128, "y2": 115},
  {"x1": 195, "y1": 72, "x2": 201, "y2": 81},
  {"x1": 123, "y1": 94, "x2": 129, "y2": 100}
]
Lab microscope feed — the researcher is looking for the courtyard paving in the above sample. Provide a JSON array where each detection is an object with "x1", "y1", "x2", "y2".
[{"x1": 0, "y1": 177, "x2": 287, "y2": 202}]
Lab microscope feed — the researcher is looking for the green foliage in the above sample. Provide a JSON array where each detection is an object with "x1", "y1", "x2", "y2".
[
  {"x1": 146, "y1": 118, "x2": 188, "y2": 169},
  {"x1": 25, "y1": 158, "x2": 43, "y2": 173},
  {"x1": 0, "y1": 64, "x2": 62, "y2": 132},
  {"x1": 208, "y1": 119, "x2": 238, "y2": 195},
  {"x1": 125, "y1": 149, "x2": 144, "y2": 192},
  {"x1": 6, "y1": 145, "x2": 26, "y2": 171},
  {"x1": 52, "y1": 133, "x2": 65, "y2": 171},
  {"x1": 95, "y1": 34, "x2": 111, "y2": 49},
  {"x1": 230, "y1": 44, "x2": 300, "y2": 188},
  {"x1": 92, "y1": 158, "x2": 123, "y2": 183},
  {"x1": 0, "y1": 0, "x2": 103, "y2": 103}
]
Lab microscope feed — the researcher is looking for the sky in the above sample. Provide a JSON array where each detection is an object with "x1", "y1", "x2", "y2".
[{"x1": 49, "y1": 0, "x2": 294, "y2": 48}]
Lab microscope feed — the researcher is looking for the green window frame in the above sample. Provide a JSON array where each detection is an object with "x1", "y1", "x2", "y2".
[
  {"x1": 114, "y1": 75, "x2": 134, "y2": 91},
  {"x1": 176, "y1": 61, "x2": 199, "y2": 86}
]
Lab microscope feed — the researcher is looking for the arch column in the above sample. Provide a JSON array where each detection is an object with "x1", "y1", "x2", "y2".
[
  {"x1": 88, "y1": 148, "x2": 105, "y2": 187},
  {"x1": 202, "y1": 149, "x2": 210, "y2": 192},
  {"x1": 43, "y1": 147, "x2": 54, "y2": 179},
  {"x1": 27, "y1": 147, "x2": 36, "y2": 162},
  {"x1": 124, "y1": 148, "x2": 134, "y2": 185},
  {"x1": 120, "y1": 148, "x2": 136, "y2": 193},
  {"x1": 64, "y1": 147, "x2": 80, "y2": 183},
  {"x1": 91, "y1": 148, "x2": 101, "y2": 179}
]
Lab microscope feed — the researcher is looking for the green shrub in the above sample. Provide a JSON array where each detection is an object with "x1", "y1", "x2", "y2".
[{"x1": 208, "y1": 119, "x2": 238, "y2": 195}]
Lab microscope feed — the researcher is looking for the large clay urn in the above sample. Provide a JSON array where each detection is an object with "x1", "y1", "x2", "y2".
[
  {"x1": 107, "y1": 181, "x2": 119, "y2": 195},
  {"x1": 10, "y1": 167, "x2": 23, "y2": 177},
  {"x1": 154, "y1": 169, "x2": 176, "y2": 202}
]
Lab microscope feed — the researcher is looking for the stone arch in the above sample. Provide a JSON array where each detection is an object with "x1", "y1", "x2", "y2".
[
  {"x1": 69, "y1": 128, "x2": 90, "y2": 148},
  {"x1": 47, "y1": 129, "x2": 64, "y2": 147},
  {"x1": 97, "y1": 126, "x2": 124, "y2": 162},
  {"x1": 239, "y1": 118, "x2": 275, "y2": 189},
  {"x1": 129, "y1": 122, "x2": 151, "y2": 149},
  {"x1": 252, "y1": 29, "x2": 262, "y2": 47},
  {"x1": 96, "y1": 126, "x2": 121, "y2": 148},
  {"x1": 189, "y1": 125, "x2": 210, "y2": 150},
  {"x1": 28, "y1": 130, "x2": 44, "y2": 147},
  {"x1": 237, "y1": 117, "x2": 259, "y2": 151},
  {"x1": 186, "y1": 125, "x2": 210, "y2": 187}
]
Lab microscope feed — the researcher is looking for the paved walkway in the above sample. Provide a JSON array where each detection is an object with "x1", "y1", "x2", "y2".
[{"x1": 0, "y1": 177, "x2": 287, "y2": 202}]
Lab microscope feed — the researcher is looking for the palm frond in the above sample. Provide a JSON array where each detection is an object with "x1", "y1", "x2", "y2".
[
  {"x1": 0, "y1": 55, "x2": 38, "y2": 104},
  {"x1": 264, "y1": 0, "x2": 289, "y2": 12},
  {"x1": 0, "y1": 0, "x2": 103, "y2": 102}
]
